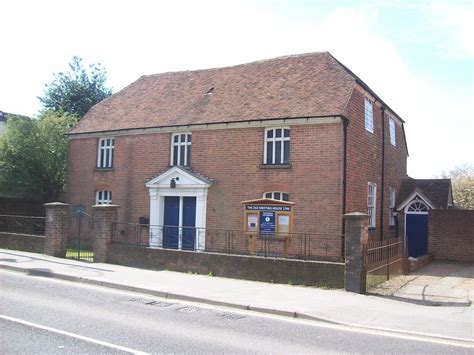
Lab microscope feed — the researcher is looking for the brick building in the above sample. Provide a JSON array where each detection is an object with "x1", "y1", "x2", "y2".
[{"x1": 67, "y1": 52, "x2": 408, "y2": 259}]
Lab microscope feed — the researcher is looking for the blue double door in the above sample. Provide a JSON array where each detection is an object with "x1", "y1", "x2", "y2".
[
  {"x1": 163, "y1": 196, "x2": 196, "y2": 250},
  {"x1": 406, "y1": 214, "x2": 428, "y2": 258}
]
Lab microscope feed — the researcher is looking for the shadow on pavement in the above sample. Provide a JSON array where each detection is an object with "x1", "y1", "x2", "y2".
[
  {"x1": 367, "y1": 292, "x2": 471, "y2": 307},
  {"x1": 0, "y1": 250, "x2": 113, "y2": 272},
  {"x1": 0, "y1": 258, "x2": 17, "y2": 262},
  {"x1": 26, "y1": 268, "x2": 55, "y2": 277}
]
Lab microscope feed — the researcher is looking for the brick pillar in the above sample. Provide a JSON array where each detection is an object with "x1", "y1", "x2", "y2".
[
  {"x1": 92, "y1": 204, "x2": 119, "y2": 263},
  {"x1": 44, "y1": 202, "x2": 69, "y2": 257},
  {"x1": 344, "y1": 212, "x2": 369, "y2": 294}
]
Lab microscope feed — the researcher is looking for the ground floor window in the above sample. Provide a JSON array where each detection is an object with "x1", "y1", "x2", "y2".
[
  {"x1": 367, "y1": 182, "x2": 376, "y2": 228},
  {"x1": 263, "y1": 191, "x2": 289, "y2": 201},
  {"x1": 96, "y1": 190, "x2": 112, "y2": 205},
  {"x1": 389, "y1": 187, "x2": 396, "y2": 226}
]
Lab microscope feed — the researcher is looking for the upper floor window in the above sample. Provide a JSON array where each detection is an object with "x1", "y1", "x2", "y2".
[
  {"x1": 96, "y1": 190, "x2": 112, "y2": 205},
  {"x1": 263, "y1": 191, "x2": 289, "y2": 201},
  {"x1": 389, "y1": 116, "x2": 396, "y2": 146},
  {"x1": 389, "y1": 187, "x2": 396, "y2": 226},
  {"x1": 97, "y1": 138, "x2": 114, "y2": 168},
  {"x1": 171, "y1": 133, "x2": 191, "y2": 167},
  {"x1": 264, "y1": 128, "x2": 290, "y2": 165},
  {"x1": 364, "y1": 97, "x2": 374, "y2": 133},
  {"x1": 367, "y1": 182, "x2": 377, "y2": 228}
]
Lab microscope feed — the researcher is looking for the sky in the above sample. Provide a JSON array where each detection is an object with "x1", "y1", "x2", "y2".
[{"x1": 1, "y1": 0, "x2": 472, "y2": 178}]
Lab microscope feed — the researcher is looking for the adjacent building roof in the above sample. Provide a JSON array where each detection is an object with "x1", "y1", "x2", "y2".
[
  {"x1": 397, "y1": 177, "x2": 452, "y2": 210},
  {"x1": 70, "y1": 52, "x2": 365, "y2": 134}
]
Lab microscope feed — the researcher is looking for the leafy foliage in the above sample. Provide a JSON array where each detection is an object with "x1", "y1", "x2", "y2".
[
  {"x1": 0, "y1": 112, "x2": 77, "y2": 202},
  {"x1": 38, "y1": 56, "x2": 112, "y2": 118},
  {"x1": 441, "y1": 164, "x2": 474, "y2": 210}
]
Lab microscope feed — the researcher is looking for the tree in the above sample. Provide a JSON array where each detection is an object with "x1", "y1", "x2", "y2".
[
  {"x1": 0, "y1": 112, "x2": 77, "y2": 202},
  {"x1": 38, "y1": 56, "x2": 112, "y2": 118},
  {"x1": 441, "y1": 164, "x2": 474, "y2": 210}
]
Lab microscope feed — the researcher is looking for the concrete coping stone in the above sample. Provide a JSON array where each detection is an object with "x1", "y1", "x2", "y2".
[
  {"x1": 343, "y1": 212, "x2": 369, "y2": 219},
  {"x1": 44, "y1": 202, "x2": 69, "y2": 207},
  {"x1": 91, "y1": 204, "x2": 120, "y2": 209}
]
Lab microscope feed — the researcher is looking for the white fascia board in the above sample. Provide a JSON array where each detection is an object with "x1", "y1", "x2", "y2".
[
  {"x1": 69, "y1": 116, "x2": 341, "y2": 139},
  {"x1": 397, "y1": 190, "x2": 435, "y2": 211}
]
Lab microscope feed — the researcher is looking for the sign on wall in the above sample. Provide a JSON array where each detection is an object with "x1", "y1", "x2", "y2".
[
  {"x1": 246, "y1": 205, "x2": 291, "y2": 212},
  {"x1": 259, "y1": 211, "x2": 275, "y2": 234},
  {"x1": 243, "y1": 199, "x2": 294, "y2": 237},
  {"x1": 247, "y1": 213, "x2": 258, "y2": 230}
]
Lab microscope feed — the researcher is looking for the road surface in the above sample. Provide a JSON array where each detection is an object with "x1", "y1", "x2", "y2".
[{"x1": 0, "y1": 270, "x2": 470, "y2": 354}]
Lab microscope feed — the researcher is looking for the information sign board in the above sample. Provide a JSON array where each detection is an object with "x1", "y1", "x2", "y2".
[{"x1": 259, "y1": 211, "x2": 275, "y2": 234}]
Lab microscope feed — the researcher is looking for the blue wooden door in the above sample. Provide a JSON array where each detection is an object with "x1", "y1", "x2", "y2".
[
  {"x1": 182, "y1": 197, "x2": 196, "y2": 250},
  {"x1": 163, "y1": 196, "x2": 180, "y2": 249},
  {"x1": 406, "y1": 214, "x2": 428, "y2": 257}
]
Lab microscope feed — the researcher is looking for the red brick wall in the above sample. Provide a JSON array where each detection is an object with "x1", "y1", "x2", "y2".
[
  {"x1": 428, "y1": 210, "x2": 474, "y2": 262},
  {"x1": 68, "y1": 123, "x2": 344, "y2": 258},
  {"x1": 344, "y1": 85, "x2": 408, "y2": 240}
]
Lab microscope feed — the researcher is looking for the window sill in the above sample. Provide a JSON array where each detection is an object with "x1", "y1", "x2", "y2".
[
  {"x1": 260, "y1": 164, "x2": 292, "y2": 169},
  {"x1": 94, "y1": 167, "x2": 114, "y2": 172}
]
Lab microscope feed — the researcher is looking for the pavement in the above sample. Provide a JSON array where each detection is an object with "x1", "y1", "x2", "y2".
[
  {"x1": 1, "y1": 249, "x2": 473, "y2": 343},
  {"x1": 368, "y1": 261, "x2": 474, "y2": 306},
  {"x1": 395, "y1": 261, "x2": 474, "y2": 304}
]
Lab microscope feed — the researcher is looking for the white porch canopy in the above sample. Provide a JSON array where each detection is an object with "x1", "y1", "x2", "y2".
[{"x1": 145, "y1": 166, "x2": 212, "y2": 249}]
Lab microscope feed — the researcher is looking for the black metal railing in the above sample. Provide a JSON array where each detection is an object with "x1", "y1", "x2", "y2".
[
  {"x1": 66, "y1": 211, "x2": 94, "y2": 262},
  {"x1": 364, "y1": 237, "x2": 404, "y2": 287},
  {"x1": 0, "y1": 214, "x2": 45, "y2": 236},
  {"x1": 111, "y1": 222, "x2": 341, "y2": 261}
]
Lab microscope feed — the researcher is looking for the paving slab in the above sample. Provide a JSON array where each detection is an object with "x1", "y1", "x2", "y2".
[{"x1": 0, "y1": 249, "x2": 473, "y2": 343}]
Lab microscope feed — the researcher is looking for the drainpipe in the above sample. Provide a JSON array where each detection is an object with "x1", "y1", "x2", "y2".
[
  {"x1": 380, "y1": 107, "x2": 386, "y2": 240},
  {"x1": 341, "y1": 116, "x2": 349, "y2": 259}
]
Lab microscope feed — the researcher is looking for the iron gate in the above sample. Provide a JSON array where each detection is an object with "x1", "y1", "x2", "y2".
[
  {"x1": 364, "y1": 237, "x2": 404, "y2": 288},
  {"x1": 67, "y1": 207, "x2": 94, "y2": 262}
]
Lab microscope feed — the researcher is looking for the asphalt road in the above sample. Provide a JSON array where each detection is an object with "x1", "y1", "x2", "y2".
[{"x1": 0, "y1": 270, "x2": 471, "y2": 354}]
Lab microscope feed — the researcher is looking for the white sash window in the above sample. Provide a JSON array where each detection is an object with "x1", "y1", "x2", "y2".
[
  {"x1": 365, "y1": 97, "x2": 374, "y2": 133},
  {"x1": 367, "y1": 182, "x2": 377, "y2": 228},
  {"x1": 264, "y1": 128, "x2": 290, "y2": 165},
  {"x1": 97, "y1": 138, "x2": 115, "y2": 168}
]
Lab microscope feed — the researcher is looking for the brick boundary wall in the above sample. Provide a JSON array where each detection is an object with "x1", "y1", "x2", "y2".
[
  {"x1": 0, "y1": 232, "x2": 45, "y2": 253},
  {"x1": 428, "y1": 210, "x2": 474, "y2": 262},
  {"x1": 107, "y1": 243, "x2": 344, "y2": 288}
]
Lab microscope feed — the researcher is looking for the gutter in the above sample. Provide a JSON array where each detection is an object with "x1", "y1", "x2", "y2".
[
  {"x1": 66, "y1": 114, "x2": 342, "y2": 138},
  {"x1": 380, "y1": 107, "x2": 386, "y2": 240},
  {"x1": 341, "y1": 116, "x2": 349, "y2": 259}
]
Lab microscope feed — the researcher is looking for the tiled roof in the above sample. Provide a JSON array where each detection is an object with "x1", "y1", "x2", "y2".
[
  {"x1": 70, "y1": 52, "x2": 357, "y2": 134},
  {"x1": 397, "y1": 177, "x2": 452, "y2": 209}
]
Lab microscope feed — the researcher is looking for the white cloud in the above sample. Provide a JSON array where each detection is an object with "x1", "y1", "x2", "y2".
[
  {"x1": 422, "y1": 1, "x2": 474, "y2": 58},
  {"x1": 0, "y1": 0, "x2": 472, "y2": 177}
]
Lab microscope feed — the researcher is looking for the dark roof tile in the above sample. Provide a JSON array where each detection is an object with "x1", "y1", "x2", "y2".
[
  {"x1": 398, "y1": 177, "x2": 452, "y2": 209},
  {"x1": 70, "y1": 52, "x2": 356, "y2": 134}
]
